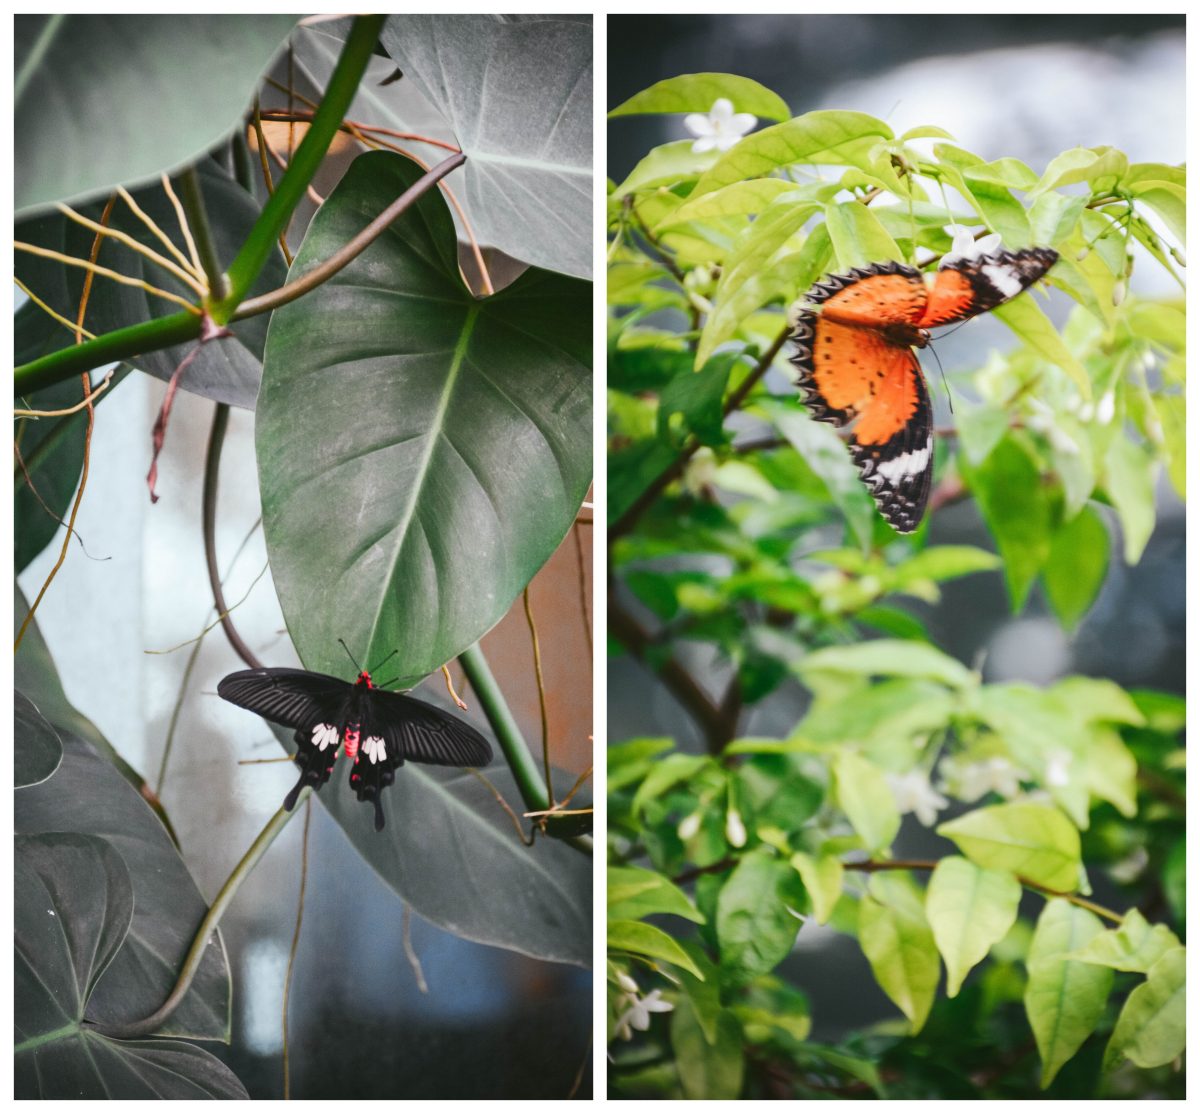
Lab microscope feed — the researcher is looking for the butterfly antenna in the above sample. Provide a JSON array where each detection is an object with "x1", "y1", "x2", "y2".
[
  {"x1": 337, "y1": 638, "x2": 361, "y2": 672},
  {"x1": 379, "y1": 676, "x2": 402, "y2": 690},
  {"x1": 368, "y1": 648, "x2": 399, "y2": 675},
  {"x1": 928, "y1": 344, "x2": 955, "y2": 415}
]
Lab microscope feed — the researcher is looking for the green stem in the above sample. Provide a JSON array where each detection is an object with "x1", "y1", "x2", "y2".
[
  {"x1": 459, "y1": 643, "x2": 548, "y2": 814},
  {"x1": 179, "y1": 167, "x2": 229, "y2": 301},
  {"x1": 14, "y1": 15, "x2": 385, "y2": 397},
  {"x1": 87, "y1": 796, "x2": 308, "y2": 1039},
  {"x1": 215, "y1": 14, "x2": 385, "y2": 316},
  {"x1": 458, "y1": 644, "x2": 591, "y2": 856},
  {"x1": 15, "y1": 314, "x2": 201, "y2": 396}
]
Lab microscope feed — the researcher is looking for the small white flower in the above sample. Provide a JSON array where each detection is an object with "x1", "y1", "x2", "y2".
[
  {"x1": 953, "y1": 757, "x2": 1025, "y2": 802},
  {"x1": 1045, "y1": 750, "x2": 1073, "y2": 788},
  {"x1": 939, "y1": 223, "x2": 1003, "y2": 269},
  {"x1": 887, "y1": 769, "x2": 949, "y2": 827},
  {"x1": 1096, "y1": 392, "x2": 1116, "y2": 425},
  {"x1": 613, "y1": 988, "x2": 674, "y2": 1041},
  {"x1": 725, "y1": 807, "x2": 747, "y2": 848},
  {"x1": 677, "y1": 811, "x2": 702, "y2": 840},
  {"x1": 684, "y1": 98, "x2": 756, "y2": 153},
  {"x1": 616, "y1": 970, "x2": 640, "y2": 995}
]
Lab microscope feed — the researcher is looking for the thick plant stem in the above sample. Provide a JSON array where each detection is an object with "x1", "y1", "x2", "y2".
[
  {"x1": 178, "y1": 167, "x2": 229, "y2": 301},
  {"x1": 458, "y1": 643, "x2": 591, "y2": 856},
  {"x1": 217, "y1": 14, "x2": 385, "y2": 314},
  {"x1": 14, "y1": 15, "x2": 386, "y2": 396},
  {"x1": 88, "y1": 796, "x2": 308, "y2": 1040},
  {"x1": 458, "y1": 643, "x2": 549, "y2": 814},
  {"x1": 204, "y1": 403, "x2": 263, "y2": 669}
]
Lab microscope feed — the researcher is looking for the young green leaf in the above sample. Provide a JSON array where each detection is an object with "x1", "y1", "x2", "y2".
[
  {"x1": 1024, "y1": 899, "x2": 1113, "y2": 1087},
  {"x1": 937, "y1": 802, "x2": 1082, "y2": 892},
  {"x1": 857, "y1": 887, "x2": 940, "y2": 1033},
  {"x1": 925, "y1": 856, "x2": 1021, "y2": 997},
  {"x1": 1104, "y1": 946, "x2": 1185, "y2": 1070}
]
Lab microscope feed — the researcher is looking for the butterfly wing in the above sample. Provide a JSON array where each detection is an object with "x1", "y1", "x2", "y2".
[
  {"x1": 345, "y1": 690, "x2": 493, "y2": 831},
  {"x1": 917, "y1": 247, "x2": 1058, "y2": 327},
  {"x1": 790, "y1": 262, "x2": 934, "y2": 532},
  {"x1": 219, "y1": 668, "x2": 356, "y2": 812},
  {"x1": 217, "y1": 667, "x2": 352, "y2": 729}
]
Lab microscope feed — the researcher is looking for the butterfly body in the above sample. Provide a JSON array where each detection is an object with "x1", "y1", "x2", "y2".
[
  {"x1": 218, "y1": 666, "x2": 493, "y2": 831},
  {"x1": 790, "y1": 247, "x2": 1058, "y2": 533}
]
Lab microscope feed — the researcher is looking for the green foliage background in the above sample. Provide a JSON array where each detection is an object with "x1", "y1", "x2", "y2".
[{"x1": 606, "y1": 72, "x2": 1185, "y2": 1100}]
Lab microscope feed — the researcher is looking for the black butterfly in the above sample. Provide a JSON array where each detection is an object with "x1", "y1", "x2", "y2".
[{"x1": 218, "y1": 649, "x2": 492, "y2": 831}]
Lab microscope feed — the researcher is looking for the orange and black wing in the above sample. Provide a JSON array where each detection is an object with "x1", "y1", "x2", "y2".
[
  {"x1": 790, "y1": 262, "x2": 934, "y2": 532},
  {"x1": 916, "y1": 247, "x2": 1058, "y2": 327}
]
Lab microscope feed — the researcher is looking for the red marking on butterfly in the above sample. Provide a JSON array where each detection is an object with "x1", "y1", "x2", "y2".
[{"x1": 789, "y1": 246, "x2": 1058, "y2": 533}]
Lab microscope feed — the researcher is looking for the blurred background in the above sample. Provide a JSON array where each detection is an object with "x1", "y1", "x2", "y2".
[
  {"x1": 18, "y1": 47, "x2": 593, "y2": 1098},
  {"x1": 608, "y1": 13, "x2": 1184, "y2": 1040}
]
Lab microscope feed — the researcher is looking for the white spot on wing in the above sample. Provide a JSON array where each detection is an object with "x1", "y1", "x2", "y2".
[
  {"x1": 877, "y1": 445, "x2": 931, "y2": 486},
  {"x1": 363, "y1": 736, "x2": 387, "y2": 764},
  {"x1": 312, "y1": 723, "x2": 339, "y2": 751},
  {"x1": 981, "y1": 263, "x2": 1024, "y2": 299}
]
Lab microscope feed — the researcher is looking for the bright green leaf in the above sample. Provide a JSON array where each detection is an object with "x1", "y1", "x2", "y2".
[
  {"x1": 857, "y1": 887, "x2": 940, "y2": 1033},
  {"x1": 610, "y1": 71, "x2": 789, "y2": 122},
  {"x1": 925, "y1": 856, "x2": 1021, "y2": 997},
  {"x1": 716, "y1": 851, "x2": 806, "y2": 982},
  {"x1": 937, "y1": 802, "x2": 1081, "y2": 892},
  {"x1": 832, "y1": 751, "x2": 901, "y2": 853},
  {"x1": 608, "y1": 920, "x2": 705, "y2": 980},
  {"x1": 1024, "y1": 899, "x2": 1113, "y2": 1087},
  {"x1": 1042, "y1": 506, "x2": 1110, "y2": 631},
  {"x1": 1104, "y1": 947, "x2": 1185, "y2": 1070}
]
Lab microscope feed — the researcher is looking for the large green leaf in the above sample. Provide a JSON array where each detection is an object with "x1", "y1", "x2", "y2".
[
  {"x1": 258, "y1": 150, "x2": 591, "y2": 685},
  {"x1": 379, "y1": 16, "x2": 591, "y2": 279},
  {"x1": 14, "y1": 833, "x2": 247, "y2": 1100},
  {"x1": 15, "y1": 161, "x2": 287, "y2": 408},
  {"x1": 13, "y1": 304, "x2": 87, "y2": 571},
  {"x1": 16, "y1": 14, "x2": 296, "y2": 215},
  {"x1": 16, "y1": 736, "x2": 232, "y2": 1039},
  {"x1": 15, "y1": 691, "x2": 62, "y2": 788},
  {"x1": 321, "y1": 756, "x2": 591, "y2": 967},
  {"x1": 265, "y1": 15, "x2": 598, "y2": 281}
]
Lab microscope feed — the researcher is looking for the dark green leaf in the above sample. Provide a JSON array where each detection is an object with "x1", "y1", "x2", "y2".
[
  {"x1": 16, "y1": 736, "x2": 231, "y2": 1038},
  {"x1": 258, "y1": 151, "x2": 591, "y2": 686},
  {"x1": 378, "y1": 15, "x2": 592, "y2": 278},
  {"x1": 15, "y1": 161, "x2": 287, "y2": 408},
  {"x1": 716, "y1": 850, "x2": 806, "y2": 982},
  {"x1": 966, "y1": 436, "x2": 1053, "y2": 611},
  {"x1": 15, "y1": 14, "x2": 296, "y2": 214},
  {"x1": 1042, "y1": 506, "x2": 1110, "y2": 630},
  {"x1": 15, "y1": 690, "x2": 62, "y2": 788}
]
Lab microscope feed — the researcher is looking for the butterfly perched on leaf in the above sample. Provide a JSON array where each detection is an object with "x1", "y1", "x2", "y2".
[
  {"x1": 790, "y1": 237, "x2": 1058, "y2": 532},
  {"x1": 219, "y1": 654, "x2": 492, "y2": 831}
]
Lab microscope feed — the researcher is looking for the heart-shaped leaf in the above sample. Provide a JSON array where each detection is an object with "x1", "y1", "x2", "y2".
[
  {"x1": 257, "y1": 150, "x2": 591, "y2": 686},
  {"x1": 15, "y1": 691, "x2": 62, "y2": 788},
  {"x1": 290, "y1": 16, "x2": 590, "y2": 279},
  {"x1": 16, "y1": 160, "x2": 287, "y2": 408},
  {"x1": 15, "y1": 832, "x2": 247, "y2": 1100},
  {"x1": 16, "y1": 13, "x2": 296, "y2": 215},
  {"x1": 379, "y1": 16, "x2": 591, "y2": 279},
  {"x1": 16, "y1": 735, "x2": 232, "y2": 1039}
]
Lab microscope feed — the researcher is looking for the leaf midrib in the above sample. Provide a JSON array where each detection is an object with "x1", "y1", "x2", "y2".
[{"x1": 365, "y1": 303, "x2": 480, "y2": 661}]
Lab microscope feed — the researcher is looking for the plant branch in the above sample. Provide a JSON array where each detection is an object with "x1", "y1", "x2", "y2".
[
  {"x1": 607, "y1": 322, "x2": 791, "y2": 543},
  {"x1": 204, "y1": 403, "x2": 264, "y2": 669},
  {"x1": 843, "y1": 859, "x2": 1124, "y2": 924},
  {"x1": 217, "y1": 14, "x2": 386, "y2": 315},
  {"x1": 179, "y1": 166, "x2": 230, "y2": 300},
  {"x1": 234, "y1": 152, "x2": 465, "y2": 318},
  {"x1": 609, "y1": 592, "x2": 733, "y2": 754}
]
